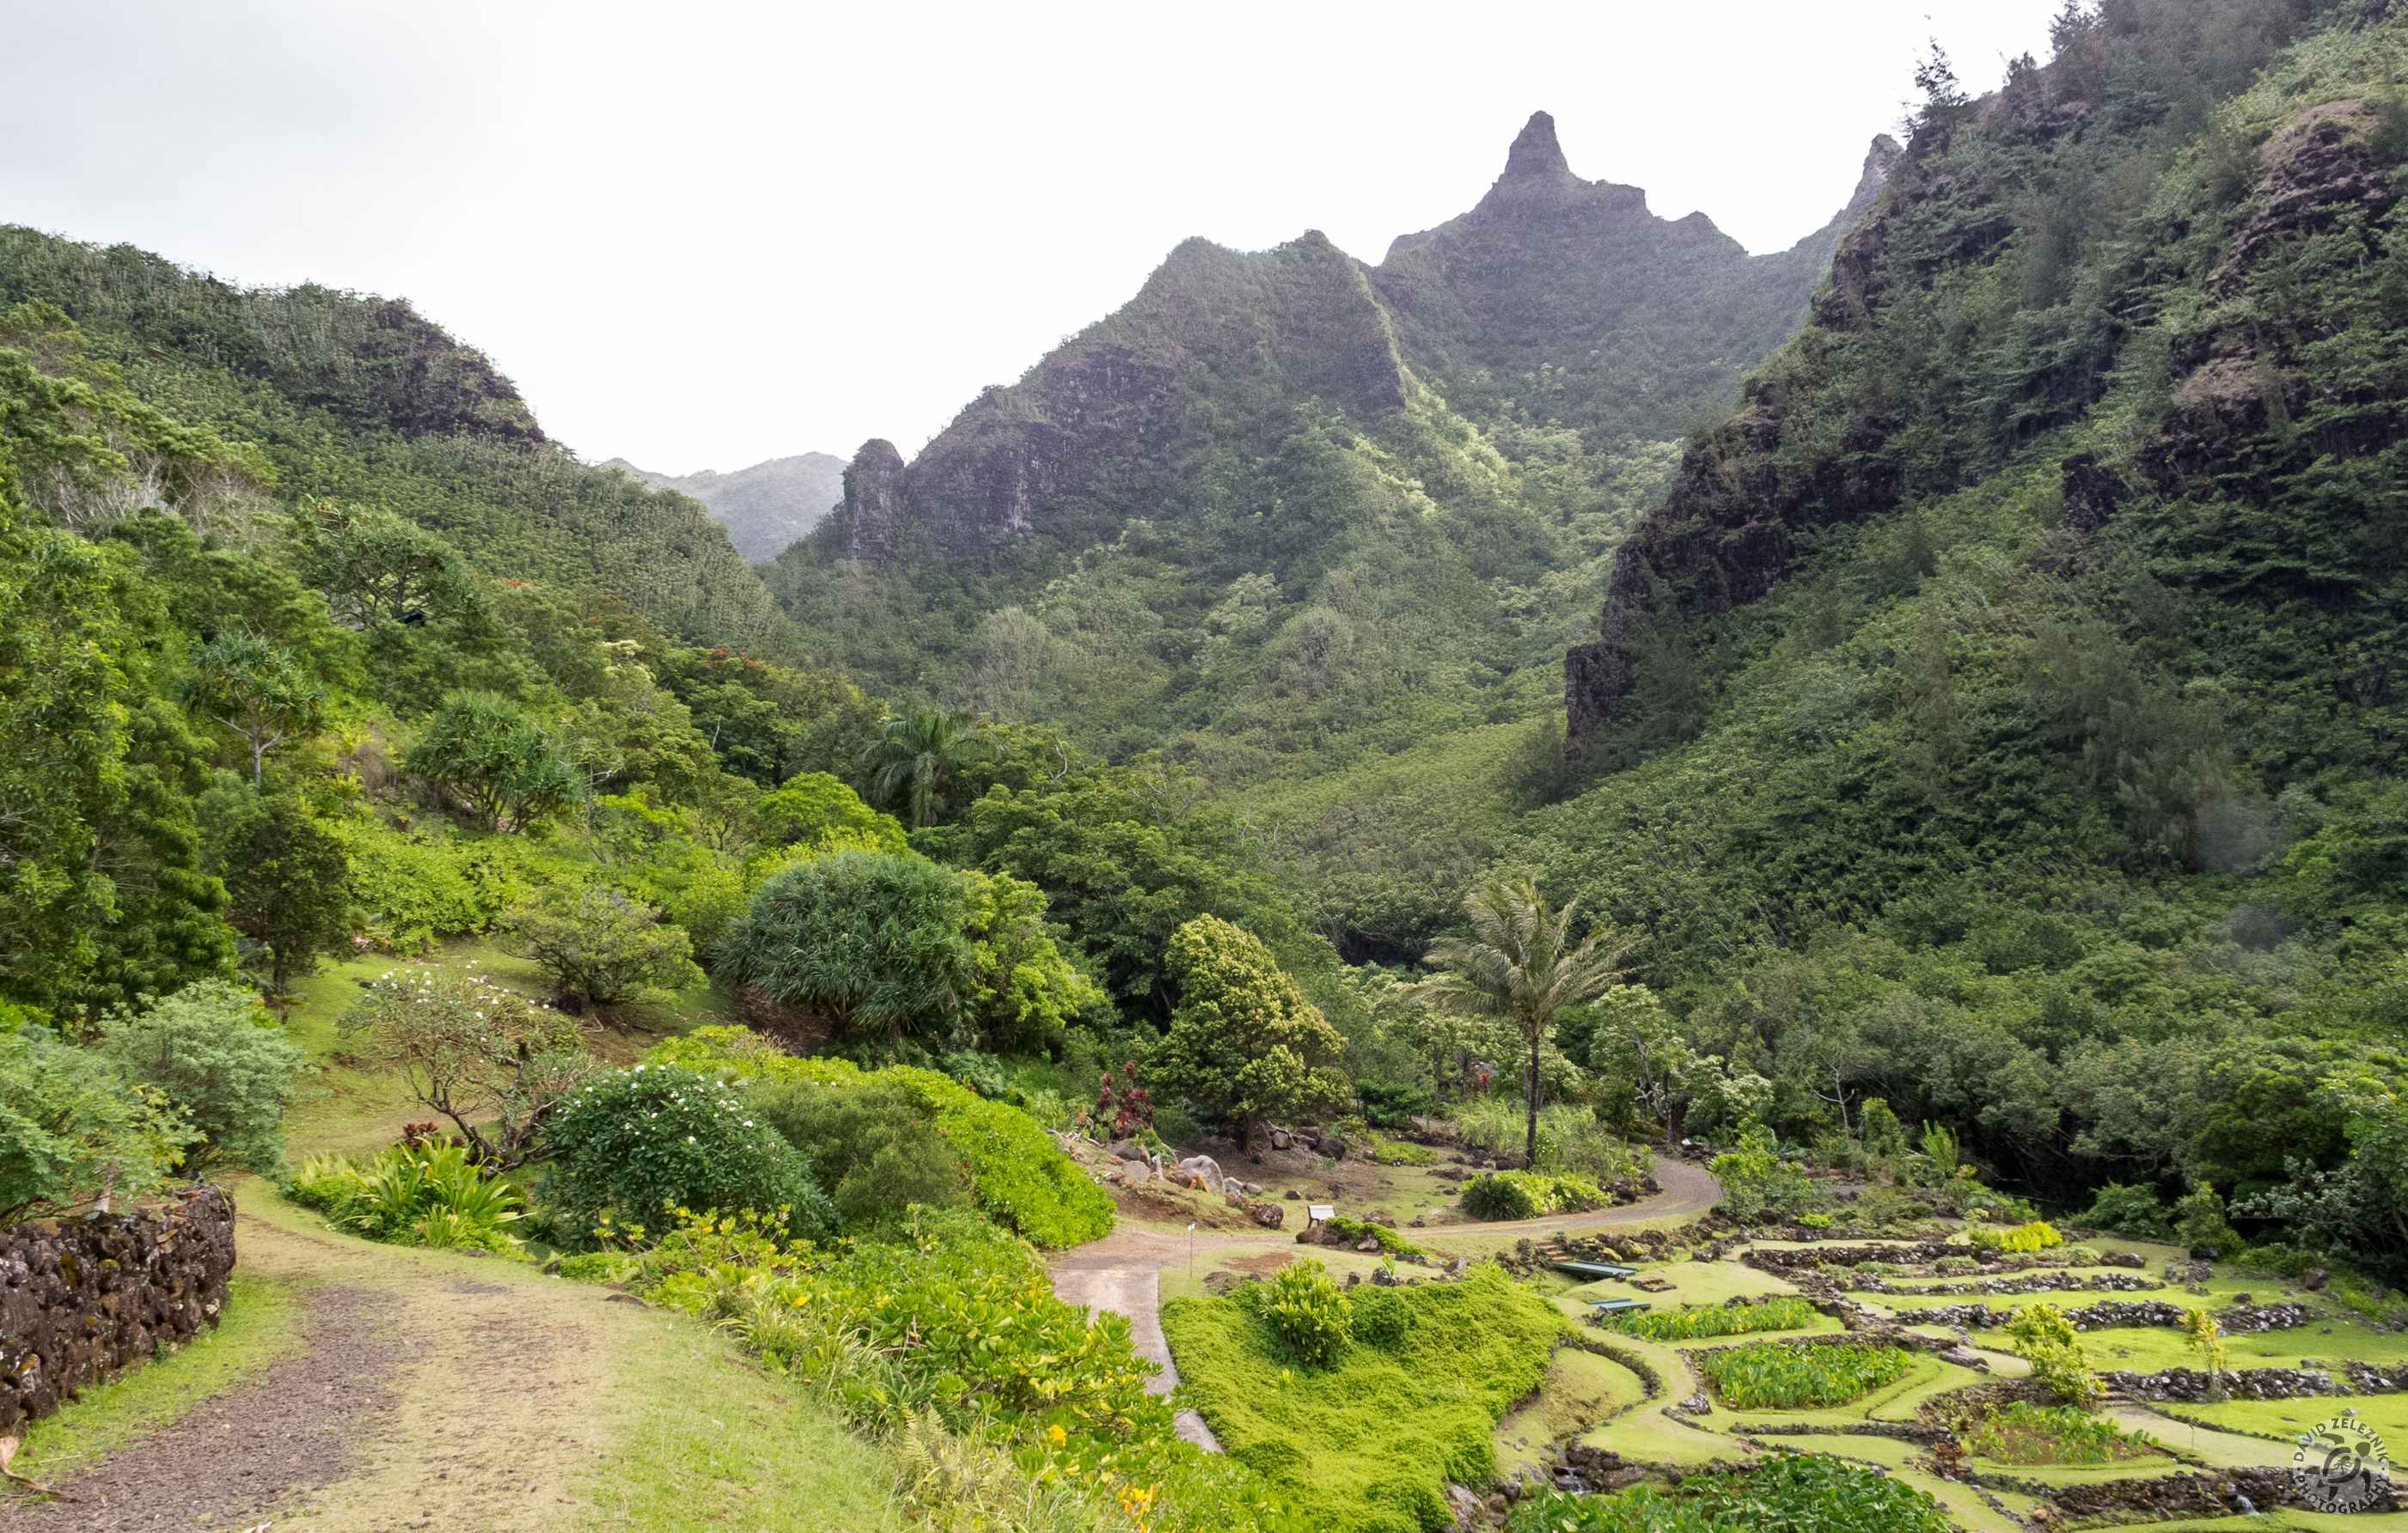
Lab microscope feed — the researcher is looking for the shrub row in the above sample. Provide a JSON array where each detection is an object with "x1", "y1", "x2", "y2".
[{"x1": 644, "y1": 1027, "x2": 1113, "y2": 1247}]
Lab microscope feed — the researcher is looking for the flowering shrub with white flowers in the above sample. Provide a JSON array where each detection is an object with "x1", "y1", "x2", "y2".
[
  {"x1": 338, "y1": 965, "x2": 592, "y2": 1170},
  {"x1": 539, "y1": 1064, "x2": 836, "y2": 1243}
]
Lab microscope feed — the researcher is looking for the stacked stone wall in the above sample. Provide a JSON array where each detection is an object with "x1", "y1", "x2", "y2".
[{"x1": 0, "y1": 1185, "x2": 236, "y2": 1431}]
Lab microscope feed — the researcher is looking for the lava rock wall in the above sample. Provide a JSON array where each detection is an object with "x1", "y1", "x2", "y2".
[{"x1": 0, "y1": 1186, "x2": 237, "y2": 1431}]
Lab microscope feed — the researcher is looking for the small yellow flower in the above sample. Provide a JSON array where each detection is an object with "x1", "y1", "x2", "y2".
[{"x1": 1047, "y1": 1423, "x2": 1066, "y2": 1444}]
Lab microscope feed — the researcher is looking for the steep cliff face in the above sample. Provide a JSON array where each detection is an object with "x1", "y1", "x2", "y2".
[
  {"x1": 1562, "y1": 0, "x2": 2346, "y2": 771},
  {"x1": 816, "y1": 229, "x2": 1409, "y2": 574},
  {"x1": 0, "y1": 231, "x2": 546, "y2": 443},
  {"x1": 0, "y1": 223, "x2": 798, "y2": 655}
]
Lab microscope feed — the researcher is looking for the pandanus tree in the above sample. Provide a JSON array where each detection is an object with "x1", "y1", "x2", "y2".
[
  {"x1": 1413, "y1": 876, "x2": 1637, "y2": 1170},
  {"x1": 856, "y1": 704, "x2": 992, "y2": 828}
]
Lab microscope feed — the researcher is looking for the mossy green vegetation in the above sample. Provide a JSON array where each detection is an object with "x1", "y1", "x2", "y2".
[
  {"x1": 1160, "y1": 1264, "x2": 1566, "y2": 1533},
  {"x1": 644, "y1": 1026, "x2": 1114, "y2": 1247}
]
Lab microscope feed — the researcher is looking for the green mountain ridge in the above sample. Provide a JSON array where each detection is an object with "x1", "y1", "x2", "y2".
[
  {"x1": 606, "y1": 452, "x2": 845, "y2": 563},
  {"x1": 0, "y1": 228, "x2": 798, "y2": 657},
  {"x1": 764, "y1": 113, "x2": 1897, "y2": 791}
]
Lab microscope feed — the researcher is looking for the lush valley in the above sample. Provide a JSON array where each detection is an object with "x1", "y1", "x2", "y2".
[{"x1": 6, "y1": 2, "x2": 2408, "y2": 1530}]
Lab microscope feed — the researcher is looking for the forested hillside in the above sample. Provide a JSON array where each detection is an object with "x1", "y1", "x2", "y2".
[
  {"x1": 607, "y1": 451, "x2": 845, "y2": 562},
  {"x1": 0, "y1": 229, "x2": 797, "y2": 655},
  {"x1": 1530, "y1": 0, "x2": 2408, "y2": 1249}
]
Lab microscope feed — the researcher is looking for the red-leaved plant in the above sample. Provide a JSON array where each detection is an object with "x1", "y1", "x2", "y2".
[{"x1": 1095, "y1": 1062, "x2": 1152, "y2": 1139}]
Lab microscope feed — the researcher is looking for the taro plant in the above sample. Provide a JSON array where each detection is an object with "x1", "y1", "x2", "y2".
[
  {"x1": 1507, "y1": 1452, "x2": 1952, "y2": 1533},
  {"x1": 1963, "y1": 1402, "x2": 2159, "y2": 1466},
  {"x1": 1696, "y1": 1342, "x2": 1916, "y2": 1409},
  {"x1": 1610, "y1": 1296, "x2": 1818, "y2": 1342}
]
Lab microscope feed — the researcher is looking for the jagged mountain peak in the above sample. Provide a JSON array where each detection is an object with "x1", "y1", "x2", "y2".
[{"x1": 1500, "y1": 109, "x2": 1574, "y2": 184}]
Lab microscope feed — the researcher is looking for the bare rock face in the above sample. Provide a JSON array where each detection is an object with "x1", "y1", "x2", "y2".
[
  {"x1": 0, "y1": 1186, "x2": 237, "y2": 1432},
  {"x1": 2138, "y1": 101, "x2": 2405, "y2": 499},
  {"x1": 833, "y1": 440, "x2": 909, "y2": 565}
]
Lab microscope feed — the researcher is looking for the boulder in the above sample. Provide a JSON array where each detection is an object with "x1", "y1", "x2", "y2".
[
  {"x1": 1109, "y1": 1139, "x2": 1149, "y2": 1163},
  {"x1": 1250, "y1": 1201, "x2": 1285, "y2": 1229},
  {"x1": 1181, "y1": 1154, "x2": 1225, "y2": 1187},
  {"x1": 1356, "y1": 1236, "x2": 1382, "y2": 1252},
  {"x1": 1271, "y1": 1129, "x2": 1293, "y2": 1150},
  {"x1": 1318, "y1": 1134, "x2": 1349, "y2": 1161},
  {"x1": 1243, "y1": 1182, "x2": 1262, "y2": 1196},
  {"x1": 1284, "y1": 1188, "x2": 1301, "y2": 1200},
  {"x1": 1223, "y1": 1176, "x2": 1244, "y2": 1199},
  {"x1": 1121, "y1": 1159, "x2": 1151, "y2": 1188}
]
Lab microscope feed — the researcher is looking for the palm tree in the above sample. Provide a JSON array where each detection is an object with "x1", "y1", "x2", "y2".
[
  {"x1": 1412, "y1": 876, "x2": 1637, "y2": 1170},
  {"x1": 856, "y1": 705, "x2": 992, "y2": 828}
]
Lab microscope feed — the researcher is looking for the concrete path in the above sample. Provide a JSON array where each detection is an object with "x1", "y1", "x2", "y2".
[{"x1": 1051, "y1": 1267, "x2": 1223, "y2": 1453}]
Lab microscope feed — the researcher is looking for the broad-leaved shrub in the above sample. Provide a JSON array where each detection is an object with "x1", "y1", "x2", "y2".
[
  {"x1": 1264, "y1": 1256, "x2": 1351, "y2": 1368},
  {"x1": 97, "y1": 979, "x2": 310, "y2": 1172},
  {"x1": 541, "y1": 1064, "x2": 835, "y2": 1242}
]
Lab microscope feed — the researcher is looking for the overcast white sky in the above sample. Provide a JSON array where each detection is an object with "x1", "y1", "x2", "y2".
[{"x1": 2, "y1": 1, "x2": 2063, "y2": 474}]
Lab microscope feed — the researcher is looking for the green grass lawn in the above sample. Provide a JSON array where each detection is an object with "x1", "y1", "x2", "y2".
[
  {"x1": 2169, "y1": 1393, "x2": 2408, "y2": 1446},
  {"x1": 1494, "y1": 1347, "x2": 1646, "y2": 1480}
]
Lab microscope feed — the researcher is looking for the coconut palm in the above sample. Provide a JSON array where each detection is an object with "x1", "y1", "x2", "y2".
[
  {"x1": 856, "y1": 705, "x2": 992, "y2": 828},
  {"x1": 1412, "y1": 876, "x2": 1637, "y2": 1170}
]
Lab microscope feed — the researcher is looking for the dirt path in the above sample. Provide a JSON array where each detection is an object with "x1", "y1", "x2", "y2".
[
  {"x1": 1056, "y1": 1156, "x2": 1720, "y2": 1273},
  {"x1": 3, "y1": 1196, "x2": 625, "y2": 1531},
  {"x1": 1047, "y1": 1156, "x2": 1721, "y2": 1456},
  {"x1": 9, "y1": 1286, "x2": 402, "y2": 1530},
  {"x1": 1049, "y1": 1269, "x2": 1222, "y2": 1453},
  {"x1": 1, "y1": 1187, "x2": 895, "y2": 1533}
]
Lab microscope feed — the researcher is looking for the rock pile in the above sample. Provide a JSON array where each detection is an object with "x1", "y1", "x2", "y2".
[
  {"x1": 1549, "y1": 1443, "x2": 1646, "y2": 1493},
  {"x1": 2221, "y1": 1300, "x2": 2316, "y2": 1333}
]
